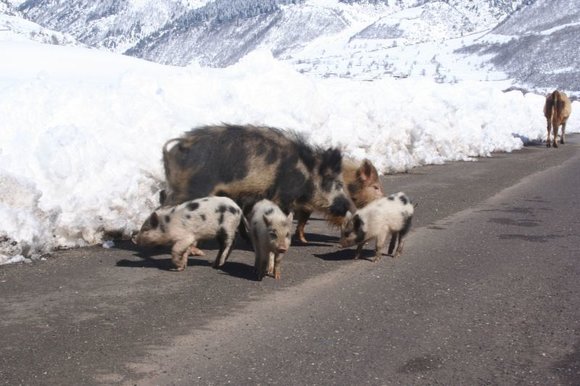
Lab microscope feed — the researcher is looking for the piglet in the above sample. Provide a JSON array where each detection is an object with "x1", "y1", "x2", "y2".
[
  {"x1": 133, "y1": 196, "x2": 244, "y2": 271},
  {"x1": 249, "y1": 199, "x2": 293, "y2": 280},
  {"x1": 340, "y1": 192, "x2": 414, "y2": 262}
]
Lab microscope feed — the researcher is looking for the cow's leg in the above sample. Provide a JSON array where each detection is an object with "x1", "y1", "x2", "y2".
[
  {"x1": 546, "y1": 120, "x2": 552, "y2": 147},
  {"x1": 553, "y1": 122, "x2": 559, "y2": 148},
  {"x1": 561, "y1": 120, "x2": 567, "y2": 144}
]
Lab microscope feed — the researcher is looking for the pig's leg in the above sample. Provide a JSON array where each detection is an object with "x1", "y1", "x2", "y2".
[
  {"x1": 267, "y1": 252, "x2": 275, "y2": 276},
  {"x1": 273, "y1": 252, "x2": 283, "y2": 280},
  {"x1": 213, "y1": 230, "x2": 236, "y2": 268},
  {"x1": 373, "y1": 234, "x2": 388, "y2": 263},
  {"x1": 394, "y1": 235, "x2": 406, "y2": 258},
  {"x1": 354, "y1": 243, "x2": 364, "y2": 260},
  {"x1": 188, "y1": 245, "x2": 205, "y2": 256},
  {"x1": 171, "y1": 239, "x2": 193, "y2": 271},
  {"x1": 293, "y1": 209, "x2": 312, "y2": 244},
  {"x1": 255, "y1": 248, "x2": 269, "y2": 281},
  {"x1": 253, "y1": 250, "x2": 261, "y2": 279},
  {"x1": 387, "y1": 232, "x2": 399, "y2": 256},
  {"x1": 260, "y1": 251, "x2": 270, "y2": 280}
]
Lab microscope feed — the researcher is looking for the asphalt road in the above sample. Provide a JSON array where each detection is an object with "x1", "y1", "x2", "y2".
[{"x1": 1, "y1": 135, "x2": 580, "y2": 385}]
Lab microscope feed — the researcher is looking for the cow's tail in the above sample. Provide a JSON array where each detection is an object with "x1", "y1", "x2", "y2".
[{"x1": 551, "y1": 90, "x2": 563, "y2": 124}]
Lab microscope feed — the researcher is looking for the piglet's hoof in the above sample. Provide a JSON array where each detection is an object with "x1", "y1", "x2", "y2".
[
  {"x1": 188, "y1": 246, "x2": 205, "y2": 256},
  {"x1": 292, "y1": 234, "x2": 308, "y2": 245},
  {"x1": 170, "y1": 266, "x2": 185, "y2": 272}
]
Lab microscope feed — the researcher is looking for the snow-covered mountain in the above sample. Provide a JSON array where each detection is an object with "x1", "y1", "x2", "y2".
[
  {"x1": 16, "y1": 0, "x2": 526, "y2": 66},
  {"x1": 0, "y1": 0, "x2": 78, "y2": 46},
  {"x1": 460, "y1": 0, "x2": 580, "y2": 93},
  {"x1": 18, "y1": 0, "x2": 208, "y2": 52},
  {"x1": 126, "y1": 0, "x2": 321, "y2": 67},
  {"x1": 6, "y1": 0, "x2": 579, "y2": 92},
  {"x1": 127, "y1": 0, "x2": 526, "y2": 67}
]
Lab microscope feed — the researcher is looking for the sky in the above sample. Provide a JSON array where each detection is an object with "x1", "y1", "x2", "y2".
[{"x1": 1, "y1": 36, "x2": 579, "y2": 264}]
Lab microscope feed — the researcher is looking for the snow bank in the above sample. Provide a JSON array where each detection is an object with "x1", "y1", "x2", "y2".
[{"x1": 1, "y1": 41, "x2": 579, "y2": 263}]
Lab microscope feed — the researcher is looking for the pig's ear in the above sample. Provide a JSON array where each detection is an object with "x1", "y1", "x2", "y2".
[
  {"x1": 263, "y1": 214, "x2": 272, "y2": 227},
  {"x1": 353, "y1": 215, "x2": 364, "y2": 231},
  {"x1": 150, "y1": 212, "x2": 160, "y2": 228},
  {"x1": 159, "y1": 190, "x2": 167, "y2": 205},
  {"x1": 358, "y1": 159, "x2": 379, "y2": 183},
  {"x1": 287, "y1": 212, "x2": 294, "y2": 223}
]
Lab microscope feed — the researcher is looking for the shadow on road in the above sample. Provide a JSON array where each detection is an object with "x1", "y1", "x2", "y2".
[
  {"x1": 116, "y1": 254, "x2": 211, "y2": 271},
  {"x1": 292, "y1": 233, "x2": 338, "y2": 248},
  {"x1": 314, "y1": 247, "x2": 386, "y2": 262},
  {"x1": 216, "y1": 261, "x2": 258, "y2": 281},
  {"x1": 113, "y1": 240, "x2": 258, "y2": 280}
]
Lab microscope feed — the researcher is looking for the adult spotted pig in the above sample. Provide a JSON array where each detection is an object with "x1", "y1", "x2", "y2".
[
  {"x1": 294, "y1": 158, "x2": 384, "y2": 243},
  {"x1": 161, "y1": 124, "x2": 355, "y2": 227}
]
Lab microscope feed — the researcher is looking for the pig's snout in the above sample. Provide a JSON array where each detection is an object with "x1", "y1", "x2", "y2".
[{"x1": 329, "y1": 196, "x2": 354, "y2": 217}]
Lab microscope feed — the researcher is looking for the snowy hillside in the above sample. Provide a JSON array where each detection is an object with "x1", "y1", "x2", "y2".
[
  {"x1": 459, "y1": 0, "x2": 580, "y2": 93},
  {"x1": 128, "y1": 0, "x2": 527, "y2": 68},
  {"x1": 126, "y1": 0, "x2": 331, "y2": 67},
  {"x1": 15, "y1": 0, "x2": 576, "y2": 91},
  {"x1": 16, "y1": 0, "x2": 527, "y2": 69},
  {"x1": 284, "y1": 0, "x2": 518, "y2": 82},
  {"x1": 18, "y1": 0, "x2": 208, "y2": 52},
  {"x1": 0, "y1": 0, "x2": 77, "y2": 45}
]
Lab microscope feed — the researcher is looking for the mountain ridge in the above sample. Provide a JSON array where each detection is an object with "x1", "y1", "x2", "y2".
[{"x1": 4, "y1": 0, "x2": 579, "y2": 92}]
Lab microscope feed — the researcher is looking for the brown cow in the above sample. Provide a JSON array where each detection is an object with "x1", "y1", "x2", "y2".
[{"x1": 544, "y1": 90, "x2": 572, "y2": 148}]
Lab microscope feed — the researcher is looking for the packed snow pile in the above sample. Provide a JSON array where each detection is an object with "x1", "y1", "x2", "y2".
[{"x1": 1, "y1": 40, "x2": 579, "y2": 264}]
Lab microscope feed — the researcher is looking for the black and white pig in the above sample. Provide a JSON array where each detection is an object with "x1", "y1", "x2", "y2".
[
  {"x1": 161, "y1": 124, "x2": 355, "y2": 229},
  {"x1": 249, "y1": 199, "x2": 293, "y2": 281},
  {"x1": 133, "y1": 196, "x2": 244, "y2": 271},
  {"x1": 339, "y1": 192, "x2": 414, "y2": 262},
  {"x1": 294, "y1": 157, "x2": 384, "y2": 243}
]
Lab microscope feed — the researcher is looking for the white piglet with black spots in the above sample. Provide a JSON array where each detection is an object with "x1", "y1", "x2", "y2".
[
  {"x1": 340, "y1": 192, "x2": 414, "y2": 262},
  {"x1": 249, "y1": 199, "x2": 293, "y2": 281},
  {"x1": 133, "y1": 196, "x2": 244, "y2": 271}
]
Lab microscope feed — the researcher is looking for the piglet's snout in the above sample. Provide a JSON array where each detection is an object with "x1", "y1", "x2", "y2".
[{"x1": 277, "y1": 246, "x2": 288, "y2": 253}]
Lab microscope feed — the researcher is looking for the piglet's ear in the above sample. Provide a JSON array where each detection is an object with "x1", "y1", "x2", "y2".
[
  {"x1": 287, "y1": 212, "x2": 294, "y2": 223},
  {"x1": 358, "y1": 159, "x2": 380, "y2": 183},
  {"x1": 357, "y1": 159, "x2": 372, "y2": 182},
  {"x1": 263, "y1": 214, "x2": 272, "y2": 227},
  {"x1": 159, "y1": 190, "x2": 167, "y2": 206},
  {"x1": 150, "y1": 212, "x2": 160, "y2": 228},
  {"x1": 353, "y1": 215, "x2": 363, "y2": 231}
]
